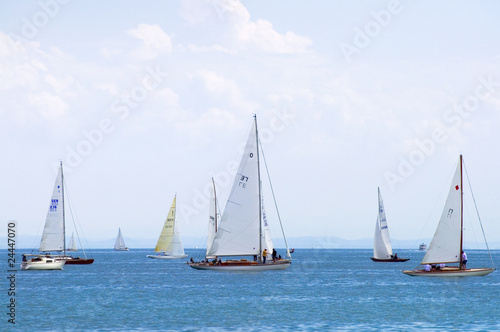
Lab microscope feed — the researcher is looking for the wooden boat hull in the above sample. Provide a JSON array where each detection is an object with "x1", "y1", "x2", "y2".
[
  {"x1": 403, "y1": 267, "x2": 495, "y2": 277},
  {"x1": 64, "y1": 258, "x2": 94, "y2": 265},
  {"x1": 147, "y1": 254, "x2": 188, "y2": 259},
  {"x1": 370, "y1": 257, "x2": 409, "y2": 262},
  {"x1": 189, "y1": 259, "x2": 291, "y2": 271}
]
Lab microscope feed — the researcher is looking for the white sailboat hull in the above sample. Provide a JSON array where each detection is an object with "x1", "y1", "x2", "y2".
[
  {"x1": 147, "y1": 254, "x2": 188, "y2": 259},
  {"x1": 114, "y1": 248, "x2": 129, "y2": 251},
  {"x1": 189, "y1": 259, "x2": 291, "y2": 271},
  {"x1": 21, "y1": 256, "x2": 66, "y2": 270},
  {"x1": 403, "y1": 267, "x2": 495, "y2": 277}
]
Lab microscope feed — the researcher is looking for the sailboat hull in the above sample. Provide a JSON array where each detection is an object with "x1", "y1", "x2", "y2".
[
  {"x1": 370, "y1": 257, "x2": 409, "y2": 262},
  {"x1": 402, "y1": 267, "x2": 495, "y2": 277},
  {"x1": 64, "y1": 258, "x2": 94, "y2": 265},
  {"x1": 21, "y1": 256, "x2": 66, "y2": 270},
  {"x1": 189, "y1": 259, "x2": 291, "y2": 271},
  {"x1": 147, "y1": 254, "x2": 188, "y2": 259}
]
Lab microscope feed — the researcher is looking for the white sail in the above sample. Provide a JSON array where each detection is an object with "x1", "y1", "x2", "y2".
[
  {"x1": 170, "y1": 228, "x2": 186, "y2": 256},
  {"x1": 206, "y1": 180, "x2": 217, "y2": 257},
  {"x1": 207, "y1": 120, "x2": 261, "y2": 257},
  {"x1": 114, "y1": 228, "x2": 128, "y2": 250},
  {"x1": 67, "y1": 232, "x2": 78, "y2": 251},
  {"x1": 421, "y1": 160, "x2": 462, "y2": 265},
  {"x1": 154, "y1": 196, "x2": 186, "y2": 256},
  {"x1": 373, "y1": 188, "x2": 393, "y2": 259},
  {"x1": 261, "y1": 196, "x2": 274, "y2": 255},
  {"x1": 39, "y1": 166, "x2": 65, "y2": 252}
]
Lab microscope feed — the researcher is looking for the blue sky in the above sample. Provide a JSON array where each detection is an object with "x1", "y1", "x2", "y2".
[{"x1": 1, "y1": 0, "x2": 500, "y2": 248}]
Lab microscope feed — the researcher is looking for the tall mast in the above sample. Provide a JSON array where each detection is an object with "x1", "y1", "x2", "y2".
[
  {"x1": 61, "y1": 161, "x2": 66, "y2": 256},
  {"x1": 212, "y1": 178, "x2": 217, "y2": 233},
  {"x1": 459, "y1": 154, "x2": 463, "y2": 269},
  {"x1": 254, "y1": 115, "x2": 263, "y2": 262}
]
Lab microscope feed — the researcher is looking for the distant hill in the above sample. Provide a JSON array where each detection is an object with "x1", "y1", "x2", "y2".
[{"x1": 7, "y1": 235, "x2": 500, "y2": 250}]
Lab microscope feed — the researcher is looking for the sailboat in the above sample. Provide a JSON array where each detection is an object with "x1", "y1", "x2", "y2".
[
  {"x1": 403, "y1": 155, "x2": 495, "y2": 277},
  {"x1": 21, "y1": 162, "x2": 94, "y2": 270},
  {"x1": 189, "y1": 115, "x2": 292, "y2": 271},
  {"x1": 370, "y1": 188, "x2": 409, "y2": 262},
  {"x1": 114, "y1": 228, "x2": 129, "y2": 251},
  {"x1": 147, "y1": 196, "x2": 188, "y2": 259},
  {"x1": 67, "y1": 233, "x2": 78, "y2": 251}
]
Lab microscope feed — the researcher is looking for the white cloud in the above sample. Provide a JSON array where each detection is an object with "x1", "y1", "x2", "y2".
[
  {"x1": 187, "y1": 44, "x2": 232, "y2": 54},
  {"x1": 99, "y1": 47, "x2": 124, "y2": 59},
  {"x1": 127, "y1": 24, "x2": 172, "y2": 60},
  {"x1": 236, "y1": 19, "x2": 312, "y2": 54},
  {"x1": 28, "y1": 91, "x2": 69, "y2": 119},
  {"x1": 180, "y1": 0, "x2": 312, "y2": 54},
  {"x1": 173, "y1": 107, "x2": 243, "y2": 142}
]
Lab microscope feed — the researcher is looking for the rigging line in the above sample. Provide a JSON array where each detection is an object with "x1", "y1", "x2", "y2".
[
  {"x1": 64, "y1": 181, "x2": 90, "y2": 258},
  {"x1": 462, "y1": 157, "x2": 495, "y2": 268},
  {"x1": 258, "y1": 138, "x2": 291, "y2": 260},
  {"x1": 463, "y1": 200, "x2": 480, "y2": 249},
  {"x1": 413, "y1": 165, "x2": 455, "y2": 252}
]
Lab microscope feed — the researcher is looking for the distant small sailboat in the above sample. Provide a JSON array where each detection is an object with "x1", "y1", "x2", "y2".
[
  {"x1": 147, "y1": 195, "x2": 188, "y2": 259},
  {"x1": 403, "y1": 155, "x2": 495, "y2": 277},
  {"x1": 370, "y1": 188, "x2": 409, "y2": 262},
  {"x1": 114, "y1": 228, "x2": 129, "y2": 251},
  {"x1": 21, "y1": 162, "x2": 94, "y2": 270},
  {"x1": 67, "y1": 233, "x2": 78, "y2": 251},
  {"x1": 189, "y1": 115, "x2": 292, "y2": 271}
]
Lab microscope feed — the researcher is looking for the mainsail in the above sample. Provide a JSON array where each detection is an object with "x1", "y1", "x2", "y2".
[
  {"x1": 206, "y1": 180, "x2": 217, "y2": 257},
  {"x1": 207, "y1": 120, "x2": 260, "y2": 257},
  {"x1": 421, "y1": 160, "x2": 462, "y2": 265},
  {"x1": 39, "y1": 166, "x2": 65, "y2": 252},
  {"x1": 261, "y1": 196, "x2": 274, "y2": 255},
  {"x1": 154, "y1": 196, "x2": 186, "y2": 256},
  {"x1": 373, "y1": 188, "x2": 393, "y2": 259},
  {"x1": 114, "y1": 228, "x2": 128, "y2": 250}
]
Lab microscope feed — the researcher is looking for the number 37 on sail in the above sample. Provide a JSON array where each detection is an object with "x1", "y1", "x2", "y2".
[{"x1": 189, "y1": 115, "x2": 292, "y2": 271}]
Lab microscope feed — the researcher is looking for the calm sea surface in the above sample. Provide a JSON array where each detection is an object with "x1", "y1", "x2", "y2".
[{"x1": 6, "y1": 249, "x2": 500, "y2": 331}]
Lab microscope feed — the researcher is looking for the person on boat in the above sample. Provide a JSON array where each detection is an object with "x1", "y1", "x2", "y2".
[
  {"x1": 439, "y1": 263, "x2": 445, "y2": 270},
  {"x1": 217, "y1": 258, "x2": 222, "y2": 266},
  {"x1": 262, "y1": 249, "x2": 267, "y2": 264},
  {"x1": 22, "y1": 254, "x2": 27, "y2": 262},
  {"x1": 272, "y1": 249, "x2": 277, "y2": 262},
  {"x1": 461, "y1": 251, "x2": 467, "y2": 269},
  {"x1": 278, "y1": 255, "x2": 282, "y2": 260},
  {"x1": 253, "y1": 255, "x2": 257, "y2": 262},
  {"x1": 425, "y1": 264, "x2": 432, "y2": 272}
]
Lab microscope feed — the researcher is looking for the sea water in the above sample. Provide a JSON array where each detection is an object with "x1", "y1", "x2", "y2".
[{"x1": 5, "y1": 249, "x2": 500, "y2": 331}]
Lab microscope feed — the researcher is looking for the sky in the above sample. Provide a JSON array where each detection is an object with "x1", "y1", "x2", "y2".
[{"x1": 1, "y1": 0, "x2": 500, "y2": 249}]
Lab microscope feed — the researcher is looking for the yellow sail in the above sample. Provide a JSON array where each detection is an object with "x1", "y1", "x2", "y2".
[{"x1": 154, "y1": 196, "x2": 176, "y2": 252}]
